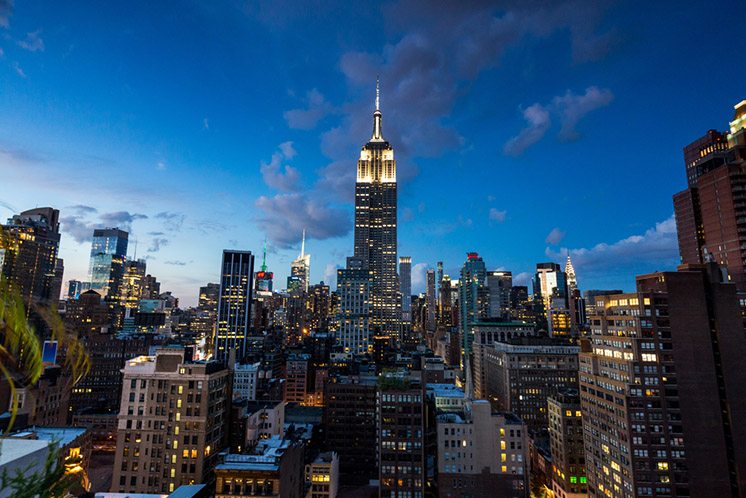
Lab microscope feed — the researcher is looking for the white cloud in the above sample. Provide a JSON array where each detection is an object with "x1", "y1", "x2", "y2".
[
  {"x1": 411, "y1": 262, "x2": 428, "y2": 294},
  {"x1": 545, "y1": 227, "x2": 566, "y2": 245},
  {"x1": 260, "y1": 142, "x2": 301, "y2": 192},
  {"x1": 284, "y1": 89, "x2": 335, "y2": 130},
  {"x1": 504, "y1": 86, "x2": 614, "y2": 155},
  {"x1": 17, "y1": 30, "x2": 44, "y2": 52},
  {"x1": 489, "y1": 208, "x2": 507, "y2": 222},
  {"x1": 545, "y1": 215, "x2": 679, "y2": 274}
]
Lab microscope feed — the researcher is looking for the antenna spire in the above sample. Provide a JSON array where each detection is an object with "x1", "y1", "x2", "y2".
[
  {"x1": 376, "y1": 75, "x2": 380, "y2": 111},
  {"x1": 300, "y1": 229, "x2": 306, "y2": 258},
  {"x1": 261, "y1": 237, "x2": 268, "y2": 273}
]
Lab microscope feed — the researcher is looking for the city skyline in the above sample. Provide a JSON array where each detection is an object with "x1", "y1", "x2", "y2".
[{"x1": 2, "y1": 1, "x2": 746, "y2": 306}]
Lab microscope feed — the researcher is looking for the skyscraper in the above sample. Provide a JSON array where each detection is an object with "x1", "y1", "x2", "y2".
[
  {"x1": 580, "y1": 263, "x2": 746, "y2": 497},
  {"x1": 399, "y1": 256, "x2": 411, "y2": 324},
  {"x1": 336, "y1": 257, "x2": 370, "y2": 355},
  {"x1": 1, "y1": 207, "x2": 62, "y2": 305},
  {"x1": 426, "y1": 268, "x2": 436, "y2": 332},
  {"x1": 289, "y1": 229, "x2": 310, "y2": 292},
  {"x1": 89, "y1": 228, "x2": 128, "y2": 300},
  {"x1": 214, "y1": 250, "x2": 254, "y2": 363},
  {"x1": 459, "y1": 252, "x2": 488, "y2": 363},
  {"x1": 353, "y1": 80, "x2": 400, "y2": 340},
  {"x1": 673, "y1": 101, "x2": 746, "y2": 288}
]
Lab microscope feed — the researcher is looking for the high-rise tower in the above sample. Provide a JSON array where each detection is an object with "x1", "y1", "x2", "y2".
[
  {"x1": 353, "y1": 79, "x2": 400, "y2": 339},
  {"x1": 214, "y1": 250, "x2": 254, "y2": 363}
]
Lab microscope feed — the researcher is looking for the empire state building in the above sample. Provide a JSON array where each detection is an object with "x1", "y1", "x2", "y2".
[{"x1": 354, "y1": 81, "x2": 400, "y2": 340}]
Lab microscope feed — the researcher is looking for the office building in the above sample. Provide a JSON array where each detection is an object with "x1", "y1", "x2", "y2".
[
  {"x1": 111, "y1": 348, "x2": 230, "y2": 494},
  {"x1": 426, "y1": 269, "x2": 437, "y2": 332},
  {"x1": 290, "y1": 230, "x2": 310, "y2": 293},
  {"x1": 548, "y1": 389, "x2": 586, "y2": 498},
  {"x1": 400, "y1": 256, "x2": 412, "y2": 323},
  {"x1": 324, "y1": 374, "x2": 378, "y2": 483},
  {"x1": 580, "y1": 263, "x2": 746, "y2": 497},
  {"x1": 353, "y1": 81, "x2": 400, "y2": 340},
  {"x1": 459, "y1": 253, "x2": 488, "y2": 367},
  {"x1": 214, "y1": 250, "x2": 255, "y2": 363},
  {"x1": 1, "y1": 207, "x2": 62, "y2": 305},
  {"x1": 437, "y1": 400, "x2": 528, "y2": 498},
  {"x1": 336, "y1": 257, "x2": 371, "y2": 356},
  {"x1": 89, "y1": 228, "x2": 128, "y2": 300},
  {"x1": 378, "y1": 372, "x2": 436, "y2": 498},
  {"x1": 120, "y1": 259, "x2": 147, "y2": 311},
  {"x1": 673, "y1": 101, "x2": 746, "y2": 289},
  {"x1": 479, "y1": 339, "x2": 579, "y2": 434},
  {"x1": 487, "y1": 270, "x2": 512, "y2": 320},
  {"x1": 308, "y1": 282, "x2": 331, "y2": 332}
]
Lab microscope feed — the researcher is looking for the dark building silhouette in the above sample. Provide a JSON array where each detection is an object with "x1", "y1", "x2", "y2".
[{"x1": 214, "y1": 250, "x2": 254, "y2": 363}]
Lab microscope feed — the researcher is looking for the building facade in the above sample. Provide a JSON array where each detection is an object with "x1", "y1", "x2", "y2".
[
  {"x1": 111, "y1": 348, "x2": 230, "y2": 494},
  {"x1": 215, "y1": 250, "x2": 255, "y2": 363}
]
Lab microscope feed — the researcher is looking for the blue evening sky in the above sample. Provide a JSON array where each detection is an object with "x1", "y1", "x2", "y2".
[{"x1": 1, "y1": 1, "x2": 744, "y2": 306}]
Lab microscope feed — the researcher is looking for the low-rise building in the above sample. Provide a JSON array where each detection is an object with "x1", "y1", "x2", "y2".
[
  {"x1": 436, "y1": 400, "x2": 528, "y2": 498},
  {"x1": 305, "y1": 452, "x2": 339, "y2": 498}
]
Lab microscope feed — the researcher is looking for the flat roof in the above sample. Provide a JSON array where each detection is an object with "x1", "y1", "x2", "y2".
[{"x1": 0, "y1": 438, "x2": 49, "y2": 466}]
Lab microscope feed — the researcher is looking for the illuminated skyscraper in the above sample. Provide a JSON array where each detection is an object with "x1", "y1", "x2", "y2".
[
  {"x1": 353, "y1": 80, "x2": 400, "y2": 339},
  {"x1": 289, "y1": 229, "x2": 310, "y2": 292},
  {"x1": 1, "y1": 207, "x2": 62, "y2": 305},
  {"x1": 214, "y1": 250, "x2": 254, "y2": 363},
  {"x1": 89, "y1": 228, "x2": 128, "y2": 300}
]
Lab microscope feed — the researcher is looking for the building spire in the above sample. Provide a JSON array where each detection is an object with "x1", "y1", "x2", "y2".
[
  {"x1": 376, "y1": 75, "x2": 380, "y2": 111},
  {"x1": 372, "y1": 77, "x2": 383, "y2": 141},
  {"x1": 300, "y1": 229, "x2": 306, "y2": 258},
  {"x1": 261, "y1": 237, "x2": 267, "y2": 273}
]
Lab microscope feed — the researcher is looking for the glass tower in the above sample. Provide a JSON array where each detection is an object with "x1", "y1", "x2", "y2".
[{"x1": 89, "y1": 228, "x2": 128, "y2": 299}]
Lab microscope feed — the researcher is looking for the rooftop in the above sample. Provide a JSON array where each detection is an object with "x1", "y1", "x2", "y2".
[
  {"x1": 426, "y1": 384, "x2": 465, "y2": 399},
  {"x1": 8, "y1": 426, "x2": 88, "y2": 447}
]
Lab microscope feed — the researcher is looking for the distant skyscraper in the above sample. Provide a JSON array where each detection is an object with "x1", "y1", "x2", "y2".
[
  {"x1": 353, "y1": 80, "x2": 400, "y2": 340},
  {"x1": 426, "y1": 269, "x2": 436, "y2": 332},
  {"x1": 459, "y1": 252, "x2": 488, "y2": 361},
  {"x1": 399, "y1": 256, "x2": 411, "y2": 323},
  {"x1": 120, "y1": 259, "x2": 146, "y2": 311},
  {"x1": 336, "y1": 257, "x2": 370, "y2": 355},
  {"x1": 89, "y1": 228, "x2": 128, "y2": 300},
  {"x1": 674, "y1": 101, "x2": 746, "y2": 289},
  {"x1": 289, "y1": 229, "x2": 310, "y2": 292},
  {"x1": 1, "y1": 207, "x2": 62, "y2": 305},
  {"x1": 255, "y1": 239, "x2": 274, "y2": 292},
  {"x1": 486, "y1": 270, "x2": 512, "y2": 320},
  {"x1": 533, "y1": 262, "x2": 569, "y2": 334},
  {"x1": 214, "y1": 250, "x2": 254, "y2": 363},
  {"x1": 67, "y1": 279, "x2": 83, "y2": 300}
]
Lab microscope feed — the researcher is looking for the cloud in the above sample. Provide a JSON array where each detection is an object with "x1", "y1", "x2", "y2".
[
  {"x1": 553, "y1": 86, "x2": 614, "y2": 141},
  {"x1": 203, "y1": 118, "x2": 209, "y2": 130},
  {"x1": 164, "y1": 260, "x2": 188, "y2": 266},
  {"x1": 148, "y1": 237, "x2": 169, "y2": 253},
  {"x1": 489, "y1": 208, "x2": 507, "y2": 223},
  {"x1": 68, "y1": 205, "x2": 97, "y2": 214},
  {"x1": 324, "y1": 263, "x2": 340, "y2": 287},
  {"x1": 545, "y1": 227, "x2": 566, "y2": 245},
  {"x1": 155, "y1": 211, "x2": 185, "y2": 232},
  {"x1": 284, "y1": 89, "x2": 335, "y2": 130},
  {"x1": 260, "y1": 142, "x2": 301, "y2": 192},
  {"x1": 60, "y1": 210, "x2": 147, "y2": 244},
  {"x1": 59, "y1": 215, "x2": 96, "y2": 244},
  {"x1": 156, "y1": 161, "x2": 166, "y2": 170},
  {"x1": 17, "y1": 30, "x2": 44, "y2": 52},
  {"x1": 0, "y1": 0, "x2": 12, "y2": 28},
  {"x1": 513, "y1": 272, "x2": 533, "y2": 287},
  {"x1": 504, "y1": 86, "x2": 614, "y2": 154},
  {"x1": 12, "y1": 62, "x2": 25, "y2": 78},
  {"x1": 411, "y1": 262, "x2": 428, "y2": 294},
  {"x1": 545, "y1": 215, "x2": 679, "y2": 275},
  {"x1": 503, "y1": 103, "x2": 551, "y2": 156},
  {"x1": 99, "y1": 211, "x2": 148, "y2": 231},
  {"x1": 255, "y1": 193, "x2": 350, "y2": 248}
]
